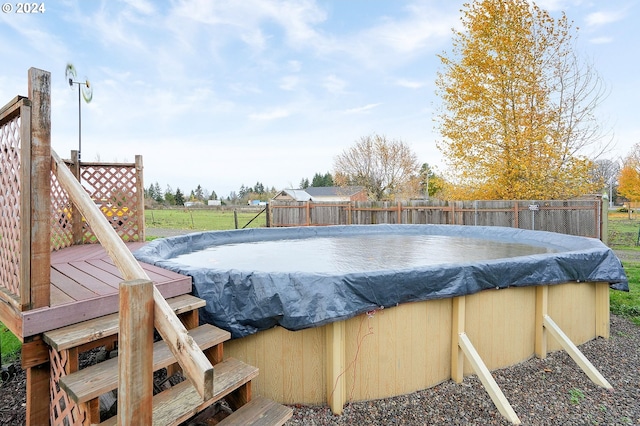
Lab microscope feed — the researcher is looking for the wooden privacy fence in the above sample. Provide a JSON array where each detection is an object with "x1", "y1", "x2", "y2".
[{"x1": 270, "y1": 198, "x2": 605, "y2": 239}]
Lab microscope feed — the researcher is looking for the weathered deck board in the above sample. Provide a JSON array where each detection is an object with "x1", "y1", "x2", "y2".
[
  {"x1": 53, "y1": 263, "x2": 118, "y2": 295},
  {"x1": 20, "y1": 242, "x2": 192, "y2": 337}
]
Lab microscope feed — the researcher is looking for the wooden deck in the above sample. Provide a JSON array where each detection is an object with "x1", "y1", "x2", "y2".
[{"x1": 21, "y1": 243, "x2": 192, "y2": 337}]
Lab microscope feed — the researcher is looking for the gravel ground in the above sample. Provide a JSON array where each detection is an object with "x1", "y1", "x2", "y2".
[
  {"x1": 287, "y1": 314, "x2": 640, "y2": 426},
  {"x1": 2, "y1": 318, "x2": 636, "y2": 425}
]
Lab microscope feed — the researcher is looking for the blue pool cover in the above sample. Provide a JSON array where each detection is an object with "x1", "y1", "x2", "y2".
[{"x1": 134, "y1": 224, "x2": 628, "y2": 338}]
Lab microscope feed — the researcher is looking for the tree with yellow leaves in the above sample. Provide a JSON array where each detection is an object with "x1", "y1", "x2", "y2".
[
  {"x1": 618, "y1": 144, "x2": 640, "y2": 206},
  {"x1": 435, "y1": 0, "x2": 608, "y2": 200}
]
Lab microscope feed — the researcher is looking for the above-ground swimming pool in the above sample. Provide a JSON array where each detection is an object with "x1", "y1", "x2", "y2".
[
  {"x1": 136, "y1": 224, "x2": 626, "y2": 338},
  {"x1": 135, "y1": 224, "x2": 628, "y2": 413}
]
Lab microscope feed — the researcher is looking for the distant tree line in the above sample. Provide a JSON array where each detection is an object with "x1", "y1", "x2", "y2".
[{"x1": 299, "y1": 172, "x2": 334, "y2": 189}]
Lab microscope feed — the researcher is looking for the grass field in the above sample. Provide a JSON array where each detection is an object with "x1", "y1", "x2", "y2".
[
  {"x1": 608, "y1": 210, "x2": 640, "y2": 249},
  {"x1": 608, "y1": 210, "x2": 640, "y2": 325},
  {"x1": 612, "y1": 262, "x2": 640, "y2": 326},
  {"x1": 0, "y1": 324, "x2": 21, "y2": 364},
  {"x1": 145, "y1": 207, "x2": 267, "y2": 232}
]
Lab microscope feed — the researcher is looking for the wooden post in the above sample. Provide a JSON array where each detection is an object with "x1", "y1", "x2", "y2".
[
  {"x1": 513, "y1": 201, "x2": 519, "y2": 229},
  {"x1": 71, "y1": 150, "x2": 83, "y2": 245},
  {"x1": 306, "y1": 201, "x2": 311, "y2": 226},
  {"x1": 234, "y1": 210, "x2": 238, "y2": 229},
  {"x1": 326, "y1": 321, "x2": 346, "y2": 414},
  {"x1": 265, "y1": 202, "x2": 271, "y2": 227},
  {"x1": 24, "y1": 67, "x2": 51, "y2": 426},
  {"x1": 27, "y1": 67, "x2": 50, "y2": 310},
  {"x1": 396, "y1": 201, "x2": 402, "y2": 223},
  {"x1": 135, "y1": 155, "x2": 145, "y2": 242},
  {"x1": 535, "y1": 286, "x2": 548, "y2": 358},
  {"x1": 26, "y1": 364, "x2": 50, "y2": 425},
  {"x1": 599, "y1": 196, "x2": 607, "y2": 242},
  {"x1": 595, "y1": 282, "x2": 610, "y2": 339},
  {"x1": 451, "y1": 296, "x2": 465, "y2": 383},
  {"x1": 118, "y1": 279, "x2": 154, "y2": 425}
]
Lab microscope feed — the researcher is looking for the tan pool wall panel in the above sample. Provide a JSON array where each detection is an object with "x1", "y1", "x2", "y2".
[
  {"x1": 223, "y1": 282, "x2": 603, "y2": 407},
  {"x1": 224, "y1": 325, "x2": 327, "y2": 404},
  {"x1": 344, "y1": 298, "x2": 452, "y2": 402},
  {"x1": 463, "y1": 286, "x2": 537, "y2": 374},
  {"x1": 547, "y1": 282, "x2": 597, "y2": 350}
]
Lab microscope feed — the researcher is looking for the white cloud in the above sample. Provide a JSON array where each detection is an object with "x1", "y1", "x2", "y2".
[
  {"x1": 395, "y1": 79, "x2": 426, "y2": 89},
  {"x1": 585, "y1": 10, "x2": 626, "y2": 27},
  {"x1": 344, "y1": 103, "x2": 381, "y2": 114},
  {"x1": 280, "y1": 76, "x2": 300, "y2": 91},
  {"x1": 120, "y1": 0, "x2": 156, "y2": 16},
  {"x1": 323, "y1": 74, "x2": 347, "y2": 94},
  {"x1": 249, "y1": 108, "x2": 290, "y2": 121},
  {"x1": 288, "y1": 60, "x2": 302, "y2": 72},
  {"x1": 589, "y1": 36, "x2": 613, "y2": 45}
]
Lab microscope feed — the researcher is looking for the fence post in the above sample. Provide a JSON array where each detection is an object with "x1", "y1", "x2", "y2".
[
  {"x1": 514, "y1": 202, "x2": 519, "y2": 229},
  {"x1": 266, "y1": 202, "x2": 271, "y2": 227},
  {"x1": 599, "y1": 196, "x2": 607, "y2": 243},
  {"x1": 118, "y1": 278, "x2": 154, "y2": 425},
  {"x1": 135, "y1": 155, "x2": 145, "y2": 242},
  {"x1": 306, "y1": 201, "x2": 311, "y2": 226},
  {"x1": 71, "y1": 150, "x2": 83, "y2": 245},
  {"x1": 397, "y1": 201, "x2": 402, "y2": 223}
]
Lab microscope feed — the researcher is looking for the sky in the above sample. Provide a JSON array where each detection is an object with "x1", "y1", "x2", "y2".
[{"x1": 1, "y1": 0, "x2": 639, "y2": 199}]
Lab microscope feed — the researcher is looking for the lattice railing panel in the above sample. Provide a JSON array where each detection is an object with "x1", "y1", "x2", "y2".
[
  {"x1": 50, "y1": 172, "x2": 74, "y2": 251},
  {"x1": 0, "y1": 114, "x2": 22, "y2": 297},
  {"x1": 50, "y1": 161, "x2": 142, "y2": 249},
  {"x1": 81, "y1": 164, "x2": 141, "y2": 242},
  {"x1": 50, "y1": 347, "x2": 86, "y2": 426}
]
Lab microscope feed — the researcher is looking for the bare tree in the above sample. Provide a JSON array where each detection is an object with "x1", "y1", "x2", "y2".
[
  {"x1": 333, "y1": 134, "x2": 421, "y2": 201},
  {"x1": 590, "y1": 158, "x2": 620, "y2": 202}
]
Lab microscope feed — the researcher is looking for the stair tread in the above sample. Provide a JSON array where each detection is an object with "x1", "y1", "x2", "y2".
[
  {"x1": 60, "y1": 323, "x2": 230, "y2": 403},
  {"x1": 43, "y1": 294, "x2": 205, "y2": 351},
  {"x1": 217, "y1": 396, "x2": 293, "y2": 426},
  {"x1": 99, "y1": 357, "x2": 259, "y2": 426}
]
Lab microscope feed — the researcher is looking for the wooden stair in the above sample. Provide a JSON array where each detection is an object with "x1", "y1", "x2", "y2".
[{"x1": 43, "y1": 294, "x2": 293, "y2": 425}]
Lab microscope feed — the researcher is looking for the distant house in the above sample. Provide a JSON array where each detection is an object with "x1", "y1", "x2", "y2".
[
  {"x1": 184, "y1": 201, "x2": 204, "y2": 208},
  {"x1": 272, "y1": 189, "x2": 312, "y2": 202},
  {"x1": 272, "y1": 186, "x2": 368, "y2": 202},
  {"x1": 305, "y1": 186, "x2": 368, "y2": 202}
]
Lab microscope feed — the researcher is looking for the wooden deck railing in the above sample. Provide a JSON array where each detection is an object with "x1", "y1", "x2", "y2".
[{"x1": 51, "y1": 149, "x2": 215, "y2": 419}]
